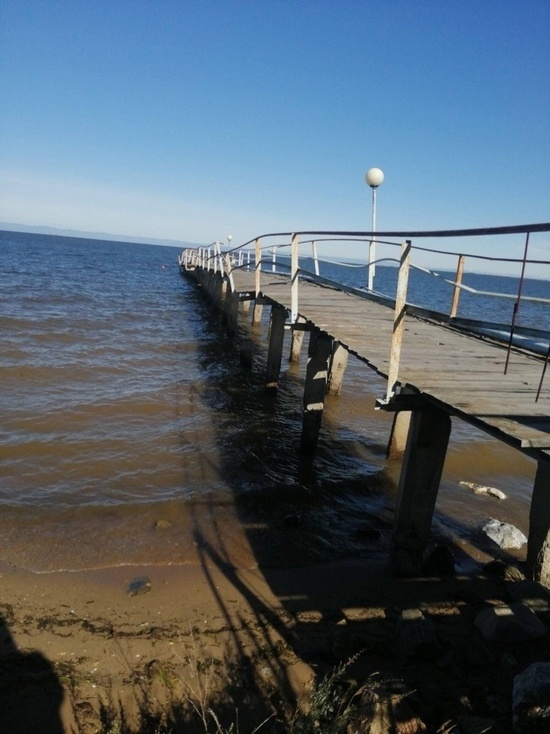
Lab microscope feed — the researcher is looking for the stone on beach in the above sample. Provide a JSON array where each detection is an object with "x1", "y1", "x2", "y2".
[
  {"x1": 482, "y1": 518, "x2": 527, "y2": 549},
  {"x1": 474, "y1": 602, "x2": 547, "y2": 643},
  {"x1": 513, "y1": 662, "x2": 550, "y2": 732},
  {"x1": 482, "y1": 559, "x2": 526, "y2": 582},
  {"x1": 127, "y1": 576, "x2": 152, "y2": 597}
]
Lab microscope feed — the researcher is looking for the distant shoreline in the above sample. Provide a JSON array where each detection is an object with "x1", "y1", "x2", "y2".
[{"x1": 0, "y1": 222, "x2": 195, "y2": 249}]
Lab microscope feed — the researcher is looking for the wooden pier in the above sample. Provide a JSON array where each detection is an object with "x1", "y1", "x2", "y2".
[{"x1": 180, "y1": 231, "x2": 550, "y2": 585}]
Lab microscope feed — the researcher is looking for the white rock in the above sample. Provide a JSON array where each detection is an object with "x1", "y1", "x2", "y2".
[
  {"x1": 460, "y1": 481, "x2": 507, "y2": 500},
  {"x1": 482, "y1": 519, "x2": 527, "y2": 549}
]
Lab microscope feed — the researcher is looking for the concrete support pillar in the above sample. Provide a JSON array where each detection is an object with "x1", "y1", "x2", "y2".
[
  {"x1": 387, "y1": 410, "x2": 413, "y2": 460},
  {"x1": 225, "y1": 291, "x2": 239, "y2": 335},
  {"x1": 526, "y1": 456, "x2": 550, "y2": 587},
  {"x1": 218, "y1": 276, "x2": 228, "y2": 308},
  {"x1": 252, "y1": 301, "x2": 263, "y2": 325},
  {"x1": 327, "y1": 342, "x2": 348, "y2": 396},
  {"x1": 301, "y1": 330, "x2": 333, "y2": 454},
  {"x1": 392, "y1": 404, "x2": 451, "y2": 576},
  {"x1": 265, "y1": 304, "x2": 287, "y2": 391},
  {"x1": 241, "y1": 298, "x2": 251, "y2": 316},
  {"x1": 290, "y1": 317, "x2": 307, "y2": 363},
  {"x1": 203, "y1": 271, "x2": 212, "y2": 299},
  {"x1": 239, "y1": 338, "x2": 254, "y2": 369}
]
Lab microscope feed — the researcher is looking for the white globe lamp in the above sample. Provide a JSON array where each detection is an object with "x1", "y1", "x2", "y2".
[{"x1": 365, "y1": 167, "x2": 384, "y2": 188}]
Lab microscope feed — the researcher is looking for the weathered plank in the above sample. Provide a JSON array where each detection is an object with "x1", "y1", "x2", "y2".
[{"x1": 229, "y1": 269, "x2": 550, "y2": 453}]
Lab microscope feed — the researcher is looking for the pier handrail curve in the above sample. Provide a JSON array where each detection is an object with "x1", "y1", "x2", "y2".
[{"x1": 179, "y1": 222, "x2": 550, "y2": 400}]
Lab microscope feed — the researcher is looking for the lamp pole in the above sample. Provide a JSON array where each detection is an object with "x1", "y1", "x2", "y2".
[{"x1": 365, "y1": 167, "x2": 384, "y2": 290}]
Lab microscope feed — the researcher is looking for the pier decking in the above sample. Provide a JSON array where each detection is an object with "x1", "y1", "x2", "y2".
[
  {"x1": 179, "y1": 227, "x2": 550, "y2": 586},
  {"x1": 231, "y1": 269, "x2": 550, "y2": 452}
]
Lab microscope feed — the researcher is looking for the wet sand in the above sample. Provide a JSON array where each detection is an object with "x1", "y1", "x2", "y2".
[{"x1": 1, "y1": 539, "x2": 549, "y2": 733}]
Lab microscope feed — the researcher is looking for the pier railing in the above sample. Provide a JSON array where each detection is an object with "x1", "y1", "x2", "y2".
[{"x1": 179, "y1": 222, "x2": 550, "y2": 400}]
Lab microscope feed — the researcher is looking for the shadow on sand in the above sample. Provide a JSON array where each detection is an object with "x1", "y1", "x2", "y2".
[{"x1": 0, "y1": 611, "x2": 64, "y2": 734}]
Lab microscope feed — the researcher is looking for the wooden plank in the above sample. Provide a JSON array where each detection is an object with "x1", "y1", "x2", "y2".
[{"x1": 206, "y1": 267, "x2": 550, "y2": 454}]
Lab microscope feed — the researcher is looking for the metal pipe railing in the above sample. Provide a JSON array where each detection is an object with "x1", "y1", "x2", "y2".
[{"x1": 179, "y1": 223, "x2": 550, "y2": 399}]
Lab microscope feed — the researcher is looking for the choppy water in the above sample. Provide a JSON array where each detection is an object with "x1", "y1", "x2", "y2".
[{"x1": 0, "y1": 231, "x2": 543, "y2": 573}]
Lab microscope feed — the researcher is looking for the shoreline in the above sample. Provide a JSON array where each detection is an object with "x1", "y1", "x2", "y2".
[{"x1": 2, "y1": 546, "x2": 549, "y2": 732}]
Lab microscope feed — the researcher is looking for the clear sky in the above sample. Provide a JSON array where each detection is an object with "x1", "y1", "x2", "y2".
[{"x1": 1, "y1": 0, "x2": 549, "y2": 270}]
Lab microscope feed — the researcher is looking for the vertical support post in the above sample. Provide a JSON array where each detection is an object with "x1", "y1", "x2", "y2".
[
  {"x1": 387, "y1": 410, "x2": 412, "y2": 459},
  {"x1": 254, "y1": 238, "x2": 261, "y2": 298},
  {"x1": 226, "y1": 257, "x2": 235, "y2": 294},
  {"x1": 290, "y1": 317, "x2": 307, "y2": 363},
  {"x1": 526, "y1": 456, "x2": 550, "y2": 586},
  {"x1": 218, "y1": 243, "x2": 225, "y2": 277},
  {"x1": 326, "y1": 342, "x2": 348, "y2": 396},
  {"x1": 535, "y1": 341, "x2": 549, "y2": 402},
  {"x1": 386, "y1": 240, "x2": 411, "y2": 401},
  {"x1": 265, "y1": 304, "x2": 287, "y2": 390},
  {"x1": 226, "y1": 291, "x2": 239, "y2": 335},
  {"x1": 291, "y1": 233, "x2": 299, "y2": 323},
  {"x1": 312, "y1": 240, "x2": 319, "y2": 276},
  {"x1": 252, "y1": 238, "x2": 263, "y2": 325},
  {"x1": 450, "y1": 254, "x2": 465, "y2": 318},
  {"x1": 505, "y1": 231, "x2": 530, "y2": 374},
  {"x1": 301, "y1": 330, "x2": 333, "y2": 454},
  {"x1": 252, "y1": 301, "x2": 264, "y2": 325},
  {"x1": 217, "y1": 274, "x2": 227, "y2": 308},
  {"x1": 271, "y1": 246, "x2": 277, "y2": 272},
  {"x1": 386, "y1": 240, "x2": 411, "y2": 402},
  {"x1": 392, "y1": 404, "x2": 452, "y2": 576}
]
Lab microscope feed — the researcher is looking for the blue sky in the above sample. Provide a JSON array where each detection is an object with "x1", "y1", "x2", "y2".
[{"x1": 1, "y1": 0, "x2": 548, "y2": 271}]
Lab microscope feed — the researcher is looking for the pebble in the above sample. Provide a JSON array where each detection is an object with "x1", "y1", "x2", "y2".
[
  {"x1": 154, "y1": 519, "x2": 172, "y2": 530},
  {"x1": 127, "y1": 576, "x2": 152, "y2": 597}
]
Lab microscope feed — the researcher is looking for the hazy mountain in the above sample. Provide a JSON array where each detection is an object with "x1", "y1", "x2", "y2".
[{"x1": 0, "y1": 222, "x2": 198, "y2": 249}]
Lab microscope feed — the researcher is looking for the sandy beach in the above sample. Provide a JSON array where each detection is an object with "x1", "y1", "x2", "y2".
[{"x1": 2, "y1": 536, "x2": 549, "y2": 733}]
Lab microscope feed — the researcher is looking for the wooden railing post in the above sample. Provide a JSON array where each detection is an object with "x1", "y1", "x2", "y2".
[
  {"x1": 252, "y1": 238, "x2": 263, "y2": 325},
  {"x1": 291, "y1": 233, "x2": 299, "y2": 323},
  {"x1": 254, "y1": 238, "x2": 261, "y2": 298},
  {"x1": 226, "y1": 256, "x2": 235, "y2": 294},
  {"x1": 216, "y1": 242, "x2": 223, "y2": 276},
  {"x1": 386, "y1": 240, "x2": 411, "y2": 401},
  {"x1": 450, "y1": 254, "x2": 465, "y2": 318}
]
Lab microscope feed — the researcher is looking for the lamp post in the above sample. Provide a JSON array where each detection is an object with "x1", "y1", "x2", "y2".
[{"x1": 365, "y1": 167, "x2": 384, "y2": 290}]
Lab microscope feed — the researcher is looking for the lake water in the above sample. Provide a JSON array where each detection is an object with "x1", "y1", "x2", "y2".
[{"x1": 0, "y1": 230, "x2": 545, "y2": 574}]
